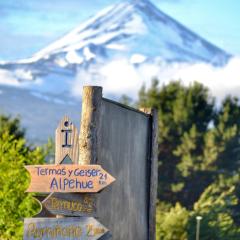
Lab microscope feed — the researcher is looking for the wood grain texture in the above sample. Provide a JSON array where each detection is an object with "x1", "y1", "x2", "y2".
[
  {"x1": 55, "y1": 116, "x2": 79, "y2": 164},
  {"x1": 79, "y1": 86, "x2": 102, "y2": 165},
  {"x1": 78, "y1": 87, "x2": 157, "y2": 239},
  {"x1": 42, "y1": 192, "x2": 96, "y2": 216},
  {"x1": 96, "y1": 100, "x2": 151, "y2": 240},
  {"x1": 24, "y1": 217, "x2": 109, "y2": 240},
  {"x1": 78, "y1": 87, "x2": 102, "y2": 235},
  {"x1": 25, "y1": 164, "x2": 115, "y2": 193}
]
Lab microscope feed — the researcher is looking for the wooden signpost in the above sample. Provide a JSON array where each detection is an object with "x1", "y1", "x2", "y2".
[
  {"x1": 42, "y1": 193, "x2": 96, "y2": 216},
  {"x1": 25, "y1": 164, "x2": 115, "y2": 193},
  {"x1": 24, "y1": 217, "x2": 108, "y2": 240},
  {"x1": 24, "y1": 86, "x2": 158, "y2": 239},
  {"x1": 55, "y1": 116, "x2": 79, "y2": 164},
  {"x1": 24, "y1": 115, "x2": 115, "y2": 240}
]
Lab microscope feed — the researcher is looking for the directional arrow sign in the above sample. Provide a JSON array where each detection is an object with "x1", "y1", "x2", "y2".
[
  {"x1": 24, "y1": 217, "x2": 108, "y2": 240},
  {"x1": 25, "y1": 164, "x2": 115, "y2": 193},
  {"x1": 42, "y1": 192, "x2": 96, "y2": 216}
]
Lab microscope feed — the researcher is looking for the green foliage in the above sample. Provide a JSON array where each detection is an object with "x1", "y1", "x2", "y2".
[
  {"x1": 139, "y1": 80, "x2": 240, "y2": 238},
  {"x1": 0, "y1": 115, "x2": 25, "y2": 140},
  {"x1": 139, "y1": 80, "x2": 217, "y2": 205},
  {"x1": 156, "y1": 175, "x2": 240, "y2": 240},
  {"x1": 138, "y1": 80, "x2": 240, "y2": 206},
  {"x1": 0, "y1": 116, "x2": 48, "y2": 239},
  {"x1": 187, "y1": 175, "x2": 240, "y2": 239},
  {"x1": 156, "y1": 202, "x2": 189, "y2": 240}
]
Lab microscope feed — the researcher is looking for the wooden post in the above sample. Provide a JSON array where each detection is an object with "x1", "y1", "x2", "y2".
[
  {"x1": 78, "y1": 87, "x2": 113, "y2": 240},
  {"x1": 79, "y1": 86, "x2": 102, "y2": 165}
]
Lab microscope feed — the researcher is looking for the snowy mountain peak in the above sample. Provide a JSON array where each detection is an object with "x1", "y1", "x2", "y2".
[
  {"x1": 0, "y1": 0, "x2": 232, "y2": 93},
  {"x1": 0, "y1": 0, "x2": 234, "y2": 141},
  {"x1": 25, "y1": 0, "x2": 230, "y2": 67}
]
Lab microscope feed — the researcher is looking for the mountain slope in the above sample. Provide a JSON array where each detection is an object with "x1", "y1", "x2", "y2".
[
  {"x1": 28, "y1": 0, "x2": 231, "y2": 64},
  {"x1": 0, "y1": 0, "x2": 232, "y2": 142},
  {"x1": 0, "y1": 0, "x2": 231, "y2": 94}
]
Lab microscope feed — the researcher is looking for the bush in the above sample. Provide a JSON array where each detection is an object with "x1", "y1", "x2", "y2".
[
  {"x1": 0, "y1": 116, "x2": 48, "y2": 239},
  {"x1": 156, "y1": 202, "x2": 189, "y2": 240}
]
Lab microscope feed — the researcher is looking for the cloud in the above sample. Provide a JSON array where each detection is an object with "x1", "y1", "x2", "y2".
[
  {"x1": 1, "y1": 55, "x2": 240, "y2": 106},
  {"x1": 72, "y1": 59, "x2": 158, "y2": 99},
  {"x1": 72, "y1": 56, "x2": 240, "y2": 104},
  {"x1": 0, "y1": 69, "x2": 20, "y2": 86},
  {"x1": 161, "y1": 57, "x2": 240, "y2": 103}
]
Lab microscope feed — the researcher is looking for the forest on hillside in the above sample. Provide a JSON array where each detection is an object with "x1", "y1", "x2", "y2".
[{"x1": 1, "y1": 80, "x2": 240, "y2": 239}]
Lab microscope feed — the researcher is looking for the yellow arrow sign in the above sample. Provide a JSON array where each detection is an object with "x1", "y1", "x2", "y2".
[{"x1": 25, "y1": 164, "x2": 115, "y2": 193}]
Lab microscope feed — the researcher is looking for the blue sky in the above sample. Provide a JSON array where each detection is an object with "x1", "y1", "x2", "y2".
[{"x1": 0, "y1": 0, "x2": 239, "y2": 61}]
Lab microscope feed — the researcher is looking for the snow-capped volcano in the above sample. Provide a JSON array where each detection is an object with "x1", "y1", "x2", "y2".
[
  {"x1": 0, "y1": 0, "x2": 231, "y2": 94},
  {"x1": 27, "y1": 0, "x2": 231, "y2": 64},
  {"x1": 0, "y1": 0, "x2": 233, "y2": 141}
]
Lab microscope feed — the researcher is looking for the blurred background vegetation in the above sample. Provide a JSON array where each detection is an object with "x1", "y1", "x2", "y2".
[
  {"x1": 0, "y1": 116, "x2": 53, "y2": 239},
  {"x1": 1, "y1": 80, "x2": 240, "y2": 239},
  {"x1": 138, "y1": 80, "x2": 240, "y2": 239}
]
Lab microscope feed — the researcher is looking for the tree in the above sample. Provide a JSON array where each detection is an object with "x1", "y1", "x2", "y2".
[
  {"x1": 156, "y1": 202, "x2": 189, "y2": 240},
  {"x1": 0, "y1": 115, "x2": 48, "y2": 239},
  {"x1": 0, "y1": 115, "x2": 25, "y2": 140},
  {"x1": 138, "y1": 80, "x2": 216, "y2": 206},
  {"x1": 188, "y1": 174, "x2": 240, "y2": 239},
  {"x1": 139, "y1": 80, "x2": 240, "y2": 238},
  {"x1": 138, "y1": 80, "x2": 240, "y2": 207},
  {"x1": 213, "y1": 96, "x2": 240, "y2": 172}
]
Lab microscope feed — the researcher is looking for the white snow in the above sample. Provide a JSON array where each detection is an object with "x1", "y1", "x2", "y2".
[
  {"x1": 0, "y1": 69, "x2": 21, "y2": 86},
  {"x1": 106, "y1": 44, "x2": 126, "y2": 51},
  {"x1": 124, "y1": 14, "x2": 147, "y2": 35},
  {"x1": 54, "y1": 57, "x2": 68, "y2": 67},
  {"x1": 66, "y1": 51, "x2": 84, "y2": 64},
  {"x1": 83, "y1": 47, "x2": 95, "y2": 61},
  {"x1": 14, "y1": 69, "x2": 33, "y2": 81},
  {"x1": 130, "y1": 54, "x2": 147, "y2": 64},
  {"x1": 32, "y1": 4, "x2": 116, "y2": 58}
]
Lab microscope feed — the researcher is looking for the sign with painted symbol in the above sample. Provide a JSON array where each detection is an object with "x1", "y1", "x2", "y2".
[
  {"x1": 42, "y1": 192, "x2": 96, "y2": 216},
  {"x1": 25, "y1": 164, "x2": 115, "y2": 193},
  {"x1": 55, "y1": 116, "x2": 79, "y2": 164},
  {"x1": 24, "y1": 217, "x2": 109, "y2": 240}
]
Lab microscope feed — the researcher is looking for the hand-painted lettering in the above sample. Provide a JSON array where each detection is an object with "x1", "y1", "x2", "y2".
[{"x1": 50, "y1": 178, "x2": 94, "y2": 190}]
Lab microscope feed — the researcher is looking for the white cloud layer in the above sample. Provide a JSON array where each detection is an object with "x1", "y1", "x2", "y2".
[
  {"x1": 73, "y1": 56, "x2": 240, "y2": 103},
  {"x1": 164, "y1": 57, "x2": 240, "y2": 103},
  {"x1": 1, "y1": 57, "x2": 240, "y2": 105},
  {"x1": 0, "y1": 69, "x2": 21, "y2": 86}
]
